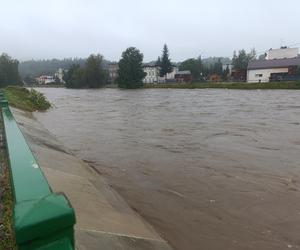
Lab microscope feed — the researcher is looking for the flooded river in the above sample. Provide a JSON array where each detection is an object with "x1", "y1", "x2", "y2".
[{"x1": 35, "y1": 88, "x2": 300, "y2": 250}]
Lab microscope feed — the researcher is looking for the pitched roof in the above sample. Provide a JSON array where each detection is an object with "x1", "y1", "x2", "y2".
[
  {"x1": 143, "y1": 61, "x2": 159, "y2": 67},
  {"x1": 248, "y1": 57, "x2": 300, "y2": 70},
  {"x1": 176, "y1": 70, "x2": 191, "y2": 75},
  {"x1": 143, "y1": 62, "x2": 178, "y2": 68}
]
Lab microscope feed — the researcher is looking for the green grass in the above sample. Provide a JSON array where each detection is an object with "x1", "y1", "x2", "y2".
[
  {"x1": 144, "y1": 81, "x2": 300, "y2": 89},
  {"x1": 0, "y1": 115, "x2": 15, "y2": 250},
  {"x1": 4, "y1": 86, "x2": 51, "y2": 112}
]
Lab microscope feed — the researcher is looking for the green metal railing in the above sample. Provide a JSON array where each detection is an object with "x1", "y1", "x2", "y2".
[{"x1": 0, "y1": 91, "x2": 76, "y2": 249}]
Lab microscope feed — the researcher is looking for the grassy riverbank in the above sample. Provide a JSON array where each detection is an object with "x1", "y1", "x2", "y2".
[
  {"x1": 0, "y1": 115, "x2": 15, "y2": 250},
  {"x1": 0, "y1": 86, "x2": 51, "y2": 248},
  {"x1": 4, "y1": 86, "x2": 51, "y2": 112},
  {"x1": 145, "y1": 81, "x2": 300, "y2": 89}
]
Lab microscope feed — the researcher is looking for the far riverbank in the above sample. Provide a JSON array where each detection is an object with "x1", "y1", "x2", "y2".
[
  {"x1": 145, "y1": 81, "x2": 300, "y2": 89},
  {"x1": 27, "y1": 81, "x2": 300, "y2": 90}
]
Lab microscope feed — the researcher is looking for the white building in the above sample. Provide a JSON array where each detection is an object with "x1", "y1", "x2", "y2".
[
  {"x1": 143, "y1": 63, "x2": 160, "y2": 84},
  {"x1": 143, "y1": 63, "x2": 178, "y2": 84},
  {"x1": 36, "y1": 75, "x2": 55, "y2": 85},
  {"x1": 266, "y1": 47, "x2": 298, "y2": 60},
  {"x1": 247, "y1": 47, "x2": 300, "y2": 83},
  {"x1": 54, "y1": 68, "x2": 65, "y2": 83},
  {"x1": 166, "y1": 67, "x2": 178, "y2": 81}
]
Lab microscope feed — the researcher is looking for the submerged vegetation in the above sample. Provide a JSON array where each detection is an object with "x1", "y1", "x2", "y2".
[
  {"x1": 4, "y1": 87, "x2": 51, "y2": 111},
  {"x1": 145, "y1": 81, "x2": 300, "y2": 89}
]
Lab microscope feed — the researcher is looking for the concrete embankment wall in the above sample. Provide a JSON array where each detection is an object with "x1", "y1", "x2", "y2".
[{"x1": 11, "y1": 108, "x2": 172, "y2": 250}]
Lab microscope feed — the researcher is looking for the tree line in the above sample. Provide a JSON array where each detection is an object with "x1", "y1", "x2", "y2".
[
  {"x1": 63, "y1": 45, "x2": 261, "y2": 89},
  {"x1": 1, "y1": 45, "x2": 289, "y2": 90},
  {"x1": 179, "y1": 49, "x2": 257, "y2": 81},
  {"x1": 0, "y1": 54, "x2": 21, "y2": 87},
  {"x1": 13, "y1": 43, "x2": 262, "y2": 89},
  {"x1": 63, "y1": 54, "x2": 108, "y2": 88},
  {"x1": 19, "y1": 58, "x2": 87, "y2": 79}
]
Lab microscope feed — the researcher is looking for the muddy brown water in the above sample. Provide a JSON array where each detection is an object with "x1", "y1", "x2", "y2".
[{"x1": 34, "y1": 88, "x2": 300, "y2": 250}]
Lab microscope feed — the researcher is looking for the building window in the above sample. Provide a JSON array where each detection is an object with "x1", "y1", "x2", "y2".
[{"x1": 255, "y1": 74, "x2": 263, "y2": 77}]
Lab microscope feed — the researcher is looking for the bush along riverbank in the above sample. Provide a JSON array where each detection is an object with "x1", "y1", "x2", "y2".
[
  {"x1": 0, "y1": 113, "x2": 15, "y2": 250},
  {"x1": 4, "y1": 86, "x2": 51, "y2": 112},
  {"x1": 144, "y1": 81, "x2": 300, "y2": 89}
]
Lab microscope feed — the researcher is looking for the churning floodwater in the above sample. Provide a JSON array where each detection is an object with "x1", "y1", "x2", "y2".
[{"x1": 35, "y1": 88, "x2": 300, "y2": 250}]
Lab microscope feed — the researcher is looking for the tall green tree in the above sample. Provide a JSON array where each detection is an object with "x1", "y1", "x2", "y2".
[
  {"x1": 117, "y1": 47, "x2": 146, "y2": 88},
  {"x1": 179, "y1": 58, "x2": 202, "y2": 80},
  {"x1": 63, "y1": 64, "x2": 82, "y2": 88},
  {"x1": 232, "y1": 49, "x2": 257, "y2": 71},
  {"x1": 159, "y1": 44, "x2": 172, "y2": 77},
  {"x1": 232, "y1": 50, "x2": 248, "y2": 71},
  {"x1": 85, "y1": 54, "x2": 107, "y2": 88},
  {"x1": 63, "y1": 54, "x2": 107, "y2": 88},
  {"x1": 0, "y1": 53, "x2": 21, "y2": 87}
]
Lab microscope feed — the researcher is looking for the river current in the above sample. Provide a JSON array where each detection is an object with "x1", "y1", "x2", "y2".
[{"x1": 35, "y1": 88, "x2": 300, "y2": 250}]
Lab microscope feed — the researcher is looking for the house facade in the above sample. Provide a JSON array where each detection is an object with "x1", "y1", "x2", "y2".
[
  {"x1": 247, "y1": 47, "x2": 300, "y2": 83},
  {"x1": 143, "y1": 63, "x2": 179, "y2": 84},
  {"x1": 108, "y1": 63, "x2": 119, "y2": 84},
  {"x1": 175, "y1": 70, "x2": 192, "y2": 82},
  {"x1": 143, "y1": 63, "x2": 160, "y2": 84},
  {"x1": 54, "y1": 68, "x2": 65, "y2": 83},
  {"x1": 36, "y1": 75, "x2": 55, "y2": 84},
  {"x1": 166, "y1": 67, "x2": 178, "y2": 82}
]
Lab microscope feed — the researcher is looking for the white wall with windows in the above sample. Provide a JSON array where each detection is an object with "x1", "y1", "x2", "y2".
[
  {"x1": 166, "y1": 67, "x2": 178, "y2": 80},
  {"x1": 143, "y1": 66, "x2": 160, "y2": 83},
  {"x1": 247, "y1": 68, "x2": 289, "y2": 83},
  {"x1": 143, "y1": 66, "x2": 179, "y2": 83}
]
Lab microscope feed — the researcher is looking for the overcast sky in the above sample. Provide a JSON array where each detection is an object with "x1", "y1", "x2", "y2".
[{"x1": 0, "y1": 0, "x2": 299, "y2": 62}]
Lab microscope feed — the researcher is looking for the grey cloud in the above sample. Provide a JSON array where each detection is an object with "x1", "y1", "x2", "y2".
[{"x1": 0, "y1": 0, "x2": 299, "y2": 61}]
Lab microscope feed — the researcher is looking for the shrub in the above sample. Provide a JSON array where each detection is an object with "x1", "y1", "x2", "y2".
[{"x1": 28, "y1": 89, "x2": 51, "y2": 110}]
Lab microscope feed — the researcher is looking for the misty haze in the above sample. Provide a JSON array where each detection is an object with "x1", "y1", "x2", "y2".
[{"x1": 0, "y1": 1, "x2": 300, "y2": 250}]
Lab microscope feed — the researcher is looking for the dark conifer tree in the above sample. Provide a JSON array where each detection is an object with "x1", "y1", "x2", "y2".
[{"x1": 159, "y1": 44, "x2": 172, "y2": 77}]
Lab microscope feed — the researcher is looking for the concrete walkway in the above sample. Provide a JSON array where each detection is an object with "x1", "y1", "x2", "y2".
[{"x1": 12, "y1": 108, "x2": 173, "y2": 250}]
